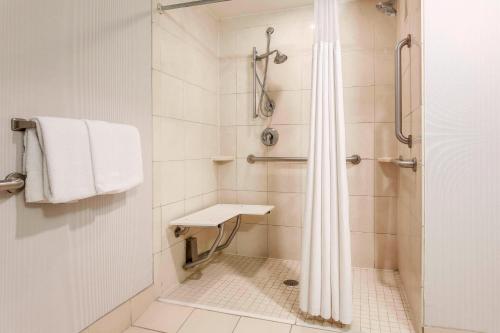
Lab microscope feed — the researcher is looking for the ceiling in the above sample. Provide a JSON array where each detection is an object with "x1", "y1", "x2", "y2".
[{"x1": 205, "y1": 0, "x2": 314, "y2": 19}]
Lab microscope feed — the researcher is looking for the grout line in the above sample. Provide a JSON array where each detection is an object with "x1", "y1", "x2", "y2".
[
  {"x1": 231, "y1": 316, "x2": 242, "y2": 333},
  {"x1": 174, "y1": 307, "x2": 196, "y2": 333},
  {"x1": 132, "y1": 324, "x2": 165, "y2": 333}
]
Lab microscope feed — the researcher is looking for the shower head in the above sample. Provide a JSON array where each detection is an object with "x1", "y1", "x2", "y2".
[
  {"x1": 274, "y1": 51, "x2": 288, "y2": 64},
  {"x1": 376, "y1": 0, "x2": 397, "y2": 16},
  {"x1": 256, "y1": 49, "x2": 288, "y2": 64},
  {"x1": 266, "y1": 27, "x2": 275, "y2": 35}
]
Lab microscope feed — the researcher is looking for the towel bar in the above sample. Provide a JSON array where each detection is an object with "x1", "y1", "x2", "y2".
[
  {"x1": 11, "y1": 118, "x2": 36, "y2": 131},
  {"x1": 0, "y1": 173, "x2": 26, "y2": 194}
]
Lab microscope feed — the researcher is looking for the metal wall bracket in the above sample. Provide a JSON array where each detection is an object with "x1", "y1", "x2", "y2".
[
  {"x1": 174, "y1": 226, "x2": 190, "y2": 238},
  {"x1": 11, "y1": 118, "x2": 36, "y2": 131}
]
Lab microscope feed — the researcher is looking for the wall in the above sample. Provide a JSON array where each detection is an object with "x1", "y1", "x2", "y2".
[
  {"x1": 423, "y1": 0, "x2": 500, "y2": 332},
  {"x1": 151, "y1": 4, "x2": 221, "y2": 296},
  {"x1": 217, "y1": 0, "x2": 399, "y2": 268},
  {"x1": 0, "y1": 1, "x2": 152, "y2": 333},
  {"x1": 341, "y1": 0, "x2": 399, "y2": 269},
  {"x1": 396, "y1": 0, "x2": 423, "y2": 330},
  {"x1": 217, "y1": 6, "x2": 313, "y2": 261}
]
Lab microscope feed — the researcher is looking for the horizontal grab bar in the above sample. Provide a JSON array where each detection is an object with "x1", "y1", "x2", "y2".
[
  {"x1": 247, "y1": 154, "x2": 362, "y2": 165},
  {"x1": 391, "y1": 156, "x2": 417, "y2": 172},
  {"x1": 0, "y1": 173, "x2": 26, "y2": 194}
]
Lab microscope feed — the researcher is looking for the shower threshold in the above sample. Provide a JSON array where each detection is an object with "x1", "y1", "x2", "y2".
[{"x1": 158, "y1": 254, "x2": 416, "y2": 332}]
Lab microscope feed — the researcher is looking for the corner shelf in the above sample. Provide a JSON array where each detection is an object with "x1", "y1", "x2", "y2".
[
  {"x1": 211, "y1": 156, "x2": 235, "y2": 163},
  {"x1": 377, "y1": 157, "x2": 394, "y2": 163}
]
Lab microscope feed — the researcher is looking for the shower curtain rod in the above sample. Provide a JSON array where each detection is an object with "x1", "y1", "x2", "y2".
[{"x1": 157, "y1": 0, "x2": 231, "y2": 12}]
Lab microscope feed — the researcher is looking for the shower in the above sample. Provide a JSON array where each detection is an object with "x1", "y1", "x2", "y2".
[
  {"x1": 376, "y1": 0, "x2": 397, "y2": 16},
  {"x1": 252, "y1": 27, "x2": 288, "y2": 119}
]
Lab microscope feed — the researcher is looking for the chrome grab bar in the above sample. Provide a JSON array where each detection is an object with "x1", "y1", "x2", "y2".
[
  {"x1": 247, "y1": 154, "x2": 362, "y2": 165},
  {"x1": 0, "y1": 173, "x2": 26, "y2": 194},
  {"x1": 252, "y1": 47, "x2": 258, "y2": 118},
  {"x1": 391, "y1": 156, "x2": 417, "y2": 172},
  {"x1": 346, "y1": 155, "x2": 362, "y2": 164},
  {"x1": 395, "y1": 34, "x2": 412, "y2": 148}
]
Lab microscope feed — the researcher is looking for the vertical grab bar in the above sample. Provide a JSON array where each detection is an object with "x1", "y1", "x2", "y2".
[
  {"x1": 252, "y1": 47, "x2": 258, "y2": 118},
  {"x1": 395, "y1": 34, "x2": 412, "y2": 148}
]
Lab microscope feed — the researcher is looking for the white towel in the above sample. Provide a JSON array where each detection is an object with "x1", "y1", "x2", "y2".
[
  {"x1": 85, "y1": 120, "x2": 143, "y2": 194},
  {"x1": 23, "y1": 117, "x2": 97, "y2": 203}
]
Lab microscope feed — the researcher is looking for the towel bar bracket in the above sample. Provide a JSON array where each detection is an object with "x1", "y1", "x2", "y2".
[{"x1": 11, "y1": 118, "x2": 36, "y2": 131}]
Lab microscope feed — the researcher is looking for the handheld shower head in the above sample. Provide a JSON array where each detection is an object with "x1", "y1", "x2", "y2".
[{"x1": 274, "y1": 51, "x2": 288, "y2": 64}]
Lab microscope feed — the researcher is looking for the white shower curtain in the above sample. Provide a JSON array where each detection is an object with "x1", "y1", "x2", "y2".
[{"x1": 299, "y1": 0, "x2": 352, "y2": 324}]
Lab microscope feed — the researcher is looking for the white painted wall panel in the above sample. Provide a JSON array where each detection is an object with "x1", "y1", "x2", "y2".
[
  {"x1": 424, "y1": 1, "x2": 500, "y2": 332},
  {"x1": 0, "y1": 1, "x2": 152, "y2": 333}
]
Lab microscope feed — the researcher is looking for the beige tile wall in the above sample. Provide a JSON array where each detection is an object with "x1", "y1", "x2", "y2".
[
  {"x1": 218, "y1": 0, "x2": 399, "y2": 269},
  {"x1": 342, "y1": 0, "x2": 399, "y2": 269},
  {"x1": 151, "y1": 5, "x2": 221, "y2": 296},
  {"x1": 396, "y1": 0, "x2": 423, "y2": 331},
  {"x1": 217, "y1": 6, "x2": 313, "y2": 261}
]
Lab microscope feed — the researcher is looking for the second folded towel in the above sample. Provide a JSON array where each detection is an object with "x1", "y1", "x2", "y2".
[
  {"x1": 23, "y1": 117, "x2": 143, "y2": 203},
  {"x1": 85, "y1": 120, "x2": 143, "y2": 195}
]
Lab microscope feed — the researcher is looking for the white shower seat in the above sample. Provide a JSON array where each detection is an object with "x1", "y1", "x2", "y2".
[
  {"x1": 169, "y1": 204, "x2": 274, "y2": 227},
  {"x1": 170, "y1": 204, "x2": 274, "y2": 269}
]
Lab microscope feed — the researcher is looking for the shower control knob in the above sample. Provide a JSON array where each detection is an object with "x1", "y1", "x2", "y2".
[{"x1": 261, "y1": 128, "x2": 279, "y2": 146}]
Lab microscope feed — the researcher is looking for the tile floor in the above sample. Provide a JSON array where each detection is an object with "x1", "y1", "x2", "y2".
[{"x1": 130, "y1": 254, "x2": 415, "y2": 333}]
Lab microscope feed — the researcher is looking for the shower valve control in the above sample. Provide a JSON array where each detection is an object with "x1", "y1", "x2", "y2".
[{"x1": 261, "y1": 128, "x2": 279, "y2": 146}]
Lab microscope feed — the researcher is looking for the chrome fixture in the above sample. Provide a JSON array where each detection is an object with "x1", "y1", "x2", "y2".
[
  {"x1": 174, "y1": 226, "x2": 190, "y2": 238},
  {"x1": 157, "y1": 0, "x2": 231, "y2": 13},
  {"x1": 376, "y1": 0, "x2": 397, "y2": 16},
  {"x1": 184, "y1": 215, "x2": 241, "y2": 269},
  {"x1": 11, "y1": 118, "x2": 36, "y2": 131},
  {"x1": 346, "y1": 155, "x2": 362, "y2": 164},
  {"x1": 395, "y1": 35, "x2": 412, "y2": 148},
  {"x1": 256, "y1": 50, "x2": 288, "y2": 64},
  {"x1": 391, "y1": 156, "x2": 417, "y2": 172},
  {"x1": 252, "y1": 27, "x2": 288, "y2": 118},
  {"x1": 261, "y1": 128, "x2": 279, "y2": 146},
  {"x1": 2, "y1": 118, "x2": 32, "y2": 195},
  {"x1": 0, "y1": 173, "x2": 26, "y2": 194},
  {"x1": 247, "y1": 154, "x2": 362, "y2": 165}
]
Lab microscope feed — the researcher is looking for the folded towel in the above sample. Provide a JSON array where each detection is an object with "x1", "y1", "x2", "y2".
[
  {"x1": 85, "y1": 120, "x2": 143, "y2": 194},
  {"x1": 23, "y1": 117, "x2": 97, "y2": 203}
]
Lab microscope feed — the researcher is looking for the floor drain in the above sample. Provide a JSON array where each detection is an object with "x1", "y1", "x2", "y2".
[{"x1": 283, "y1": 279, "x2": 299, "y2": 287}]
